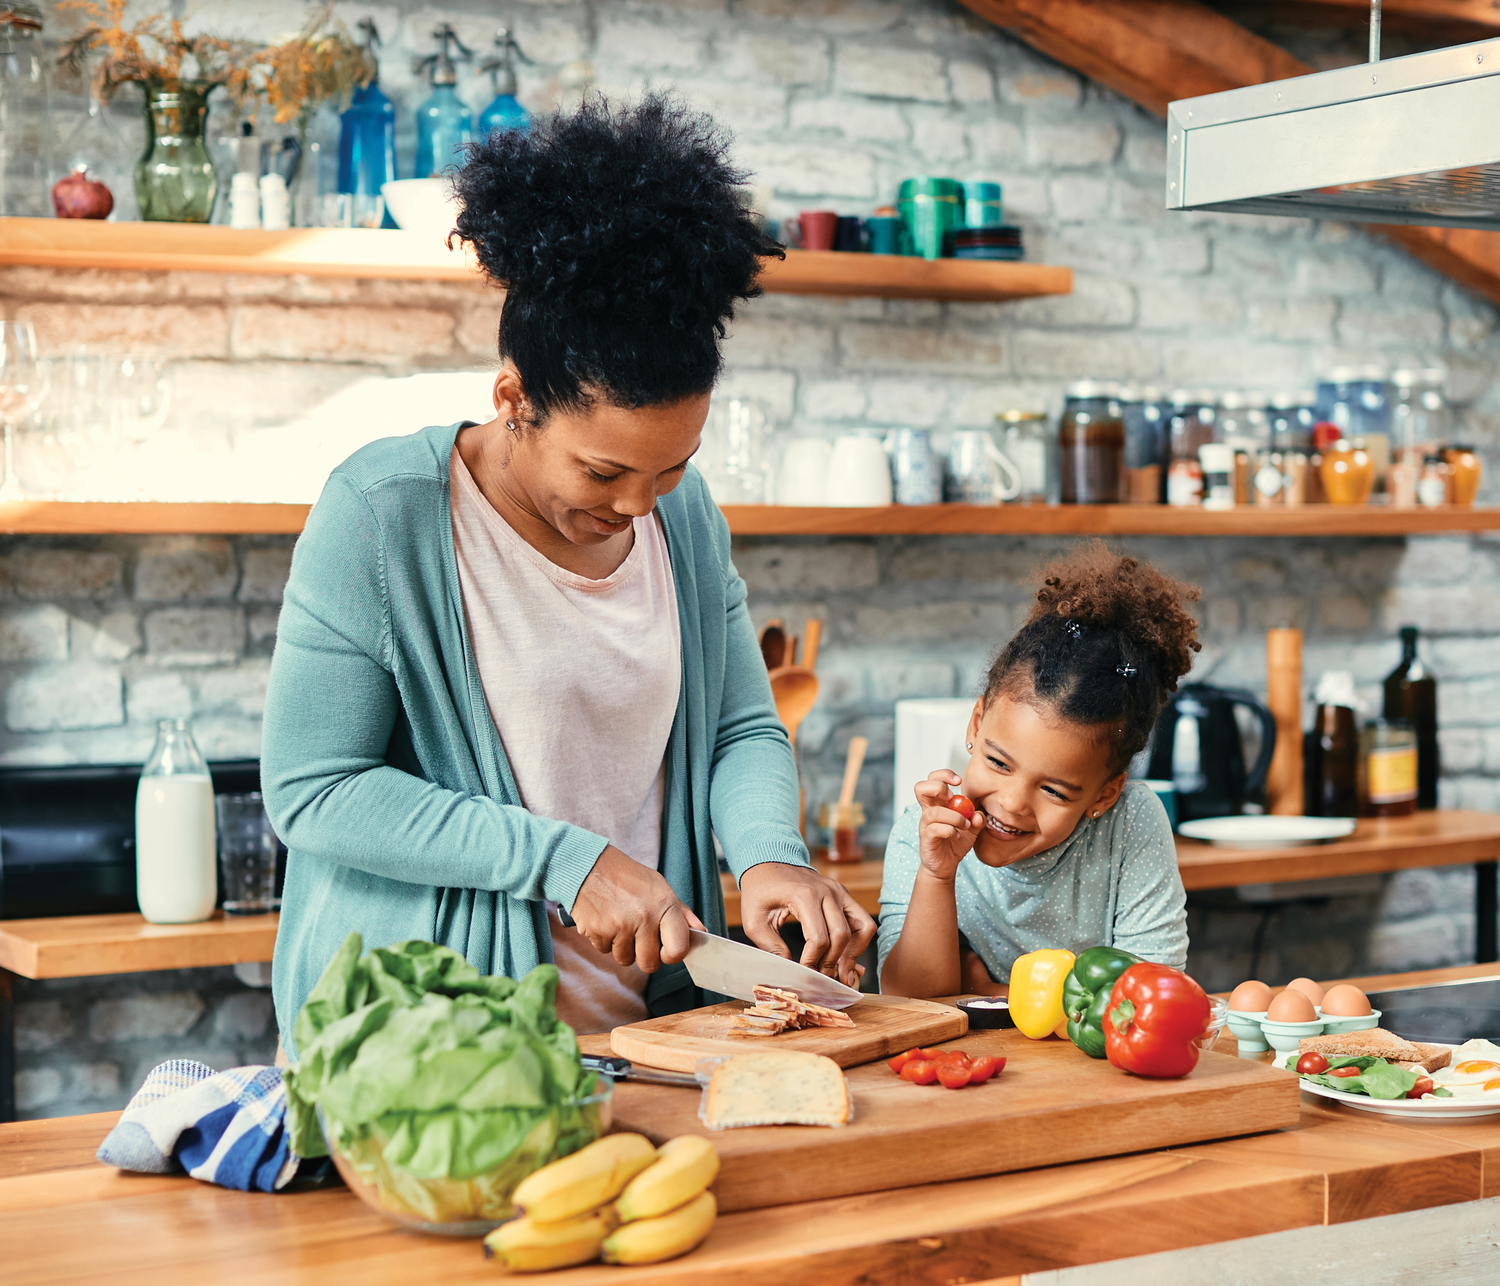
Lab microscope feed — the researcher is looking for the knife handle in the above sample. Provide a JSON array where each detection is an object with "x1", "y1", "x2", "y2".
[{"x1": 580, "y1": 1055, "x2": 631, "y2": 1081}]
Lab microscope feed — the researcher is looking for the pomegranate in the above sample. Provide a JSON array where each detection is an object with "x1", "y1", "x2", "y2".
[{"x1": 52, "y1": 167, "x2": 114, "y2": 220}]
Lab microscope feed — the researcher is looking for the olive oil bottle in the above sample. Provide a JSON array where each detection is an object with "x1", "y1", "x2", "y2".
[{"x1": 1383, "y1": 625, "x2": 1438, "y2": 809}]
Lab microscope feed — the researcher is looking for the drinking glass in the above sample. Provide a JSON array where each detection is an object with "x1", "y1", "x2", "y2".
[
  {"x1": 116, "y1": 355, "x2": 173, "y2": 444},
  {"x1": 20, "y1": 348, "x2": 119, "y2": 497},
  {"x1": 215, "y1": 792, "x2": 279, "y2": 915},
  {"x1": 0, "y1": 321, "x2": 50, "y2": 500}
]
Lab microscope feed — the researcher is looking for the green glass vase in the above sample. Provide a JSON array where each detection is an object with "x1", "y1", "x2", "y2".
[{"x1": 134, "y1": 79, "x2": 218, "y2": 223}]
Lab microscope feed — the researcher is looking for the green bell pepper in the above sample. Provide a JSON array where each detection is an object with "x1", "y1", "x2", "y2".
[{"x1": 1063, "y1": 945, "x2": 1145, "y2": 1058}]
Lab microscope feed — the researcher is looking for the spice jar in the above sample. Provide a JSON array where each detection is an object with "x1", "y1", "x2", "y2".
[
  {"x1": 1166, "y1": 389, "x2": 1214, "y2": 506},
  {"x1": 1119, "y1": 385, "x2": 1167, "y2": 504},
  {"x1": 1198, "y1": 443, "x2": 1235, "y2": 511},
  {"x1": 1321, "y1": 438, "x2": 1373, "y2": 505},
  {"x1": 817, "y1": 800, "x2": 866, "y2": 863},
  {"x1": 1446, "y1": 445, "x2": 1481, "y2": 505},
  {"x1": 1360, "y1": 719, "x2": 1418, "y2": 818},
  {"x1": 1059, "y1": 381, "x2": 1125, "y2": 504},
  {"x1": 1418, "y1": 452, "x2": 1451, "y2": 506}
]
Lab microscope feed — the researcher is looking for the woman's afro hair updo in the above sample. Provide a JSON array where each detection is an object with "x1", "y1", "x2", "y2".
[
  {"x1": 452, "y1": 94, "x2": 782, "y2": 421},
  {"x1": 984, "y1": 541, "x2": 1202, "y2": 774}
]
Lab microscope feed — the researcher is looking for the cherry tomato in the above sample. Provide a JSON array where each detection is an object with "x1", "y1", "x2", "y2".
[
  {"x1": 937, "y1": 1063, "x2": 973, "y2": 1089},
  {"x1": 966, "y1": 1054, "x2": 1005, "y2": 1083},
  {"x1": 1295, "y1": 1052, "x2": 1330, "y2": 1075},
  {"x1": 1407, "y1": 1076, "x2": 1435, "y2": 1099},
  {"x1": 949, "y1": 794, "x2": 976, "y2": 821},
  {"x1": 900, "y1": 1059, "x2": 939, "y2": 1085},
  {"x1": 1328, "y1": 1065, "x2": 1362, "y2": 1079},
  {"x1": 887, "y1": 1050, "x2": 918, "y2": 1074},
  {"x1": 934, "y1": 1050, "x2": 971, "y2": 1065}
]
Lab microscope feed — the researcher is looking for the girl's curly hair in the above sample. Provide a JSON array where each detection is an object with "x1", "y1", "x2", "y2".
[
  {"x1": 452, "y1": 94, "x2": 782, "y2": 422},
  {"x1": 984, "y1": 541, "x2": 1202, "y2": 773}
]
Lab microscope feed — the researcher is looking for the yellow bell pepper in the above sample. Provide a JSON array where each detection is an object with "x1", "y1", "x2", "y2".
[{"x1": 1008, "y1": 949, "x2": 1077, "y2": 1039}]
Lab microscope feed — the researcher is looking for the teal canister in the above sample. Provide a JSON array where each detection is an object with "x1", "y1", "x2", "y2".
[
  {"x1": 964, "y1": 181, "x2": 1003, "y2": 228},
  {"x1": 897, "y1": 176, "x2": 964, "y2": 260}
]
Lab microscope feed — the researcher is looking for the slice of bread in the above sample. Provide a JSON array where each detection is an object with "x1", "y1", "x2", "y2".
[
  {"x1": 1297, "y1": 1028, "x2": 1423, "y2": 1061},
  {"x1": 1395, "y1": 1043, "x2": 1453, "y2": 1074},
  {"x1": 702, "y1": 1051, "x2": 851, "y2": 1129}
]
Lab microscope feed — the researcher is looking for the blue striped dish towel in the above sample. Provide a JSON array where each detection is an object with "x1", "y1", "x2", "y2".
[{"x1": 96, "y1": 1059, "x2": 298, "y2": 1192}]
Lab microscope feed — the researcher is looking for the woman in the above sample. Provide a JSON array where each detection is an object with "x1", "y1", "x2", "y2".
[{"x1": 264, "y1": 96, "x2": 874, "y2": 1052}]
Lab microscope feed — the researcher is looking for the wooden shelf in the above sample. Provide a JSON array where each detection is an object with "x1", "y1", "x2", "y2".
[
  {"x1": 0, "y1": 217, "x2": 1072, "y2": 303},
  {"x1": 6, "y1": 500, "x2": 1500, "y2": 537},
  {"x1": 0, "y1": 910, "x2": 278, "y2": 980}
]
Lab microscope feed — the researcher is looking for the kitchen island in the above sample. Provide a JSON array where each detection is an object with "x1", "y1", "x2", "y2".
[{"x1": 6, "y1": 962, "x2": 1500, "y2": 1284}]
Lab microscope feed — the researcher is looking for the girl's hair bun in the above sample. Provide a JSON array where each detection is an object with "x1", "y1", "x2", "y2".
[
  {"x1": 985, "y1": 540, "x2": 1202, "y2": 773},
  {"x1": 452, "y1": 94, "x2": 782, "y2": 418}
]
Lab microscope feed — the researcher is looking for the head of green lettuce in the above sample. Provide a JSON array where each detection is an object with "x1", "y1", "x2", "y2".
[{"x1": 284, "y1": 933, "x2": 603, "y2": 1220}]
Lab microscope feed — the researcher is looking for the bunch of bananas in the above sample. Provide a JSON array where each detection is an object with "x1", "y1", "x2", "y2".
[{"x1": 483, "y1": 1132, "x2": 720, "y2": 1273}]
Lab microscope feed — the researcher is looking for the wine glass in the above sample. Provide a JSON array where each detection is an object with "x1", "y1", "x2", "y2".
[
  {"x1": 116, "y1": 355, "x2": 173, "y2": 444},
  {"x1": 0, "y1": 321, "x2": 50, "y2": 501}
]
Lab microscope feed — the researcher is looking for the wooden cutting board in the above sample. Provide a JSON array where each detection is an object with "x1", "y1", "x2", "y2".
[
  {"x1": 609, "y1": 995, "x2": 966, "y2": 1073},
  {"x1": 590, "y1": 1024, "x2": 1301, "y2": 1213}
]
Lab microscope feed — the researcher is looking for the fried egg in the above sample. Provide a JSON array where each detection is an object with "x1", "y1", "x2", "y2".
[{"x1": 1430, "y1": 1039, "x2": 1500, "y2": 1096}]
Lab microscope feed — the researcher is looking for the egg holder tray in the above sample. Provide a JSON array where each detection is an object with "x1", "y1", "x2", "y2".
[{"x1": 1225, "y1": 1006, "x2": 1381, "y2": 1056}]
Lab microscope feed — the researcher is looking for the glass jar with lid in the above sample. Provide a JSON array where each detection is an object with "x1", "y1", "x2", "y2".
[
  {"x1": 1059, "y1": 380, "x2": 1125, "y2": 505},
  {"x1": 1118, "y1": 385, "x2": 1167, "y2": 504},
  {"x1": 1217, "y1": 391, "x2": 1269, "y2": 505},
  {"x1": 1360, "y1": 719, "x2": 1417, "y2": 818},
  {"x1": 1445, "y1": 445, "x2": 1481, "y2": 505},
  {"x1": 996, "y1": 408, "x2": 1055, "y2": 505},
  {"x1": 1166, "y1": 389, "x2": 1216, "y2": 506},
  {"x1": 1, "y1": 4, "x2": 57, "y2": 217}
]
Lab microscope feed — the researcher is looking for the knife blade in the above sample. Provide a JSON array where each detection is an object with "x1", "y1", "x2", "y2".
[
  {"x1": 580, "y1": 1055, "x2": 701, "y2": 1088},
  {"x1": 682, "y1": 928, "x2": 862, "y2": 1009}
]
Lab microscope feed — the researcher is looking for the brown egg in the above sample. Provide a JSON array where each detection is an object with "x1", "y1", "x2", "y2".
[
  {"x1": 1285, "y1": 977, "x2": 1326, "y2": 1006},
  {"x1": 1228, "y1": 980, "x2": 1273, "y2": 1012},
  {"x1": 1266, "y1": 989, "x2": 1319, "y2": 1023},
  {"x1": 1320, "y1": 984, "x2": 1373, "y2": 1017}
]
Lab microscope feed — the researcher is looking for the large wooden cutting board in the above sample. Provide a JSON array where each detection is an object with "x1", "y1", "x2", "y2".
[
  {"x1": 590, "y1": 1024, "x2": 1301, "y2": 1213},
  {"x1": 609, "y1": 994, "x2": 966, "y2": 1073}
]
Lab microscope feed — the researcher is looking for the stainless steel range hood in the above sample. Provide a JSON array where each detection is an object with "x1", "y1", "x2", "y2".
[{"x1": 1166, "y1": 20, "x2": 1500, "y2": 229}]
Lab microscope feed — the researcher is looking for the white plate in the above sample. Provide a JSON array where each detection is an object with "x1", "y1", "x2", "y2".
[
  {"x1": 1177, "y1": 816, "x2": 1358, "y2": 848},
  {"x1": 1276, "y1": 1046, "x2": 1500, "y2": 1118}
]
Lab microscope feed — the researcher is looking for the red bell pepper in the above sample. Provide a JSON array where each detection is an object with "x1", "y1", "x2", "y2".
[{"x1": 1103, "y1": 962, "x2": 1211, "y2": 1079}]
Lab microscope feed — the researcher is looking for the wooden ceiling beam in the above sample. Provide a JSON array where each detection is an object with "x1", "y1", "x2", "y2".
[
  {"x1": 1221, "y1": 0, "x2": 1500, "y2": 40},
  {"x1": 958, "y1": 0, "x2": 1500, "y2": 306}
]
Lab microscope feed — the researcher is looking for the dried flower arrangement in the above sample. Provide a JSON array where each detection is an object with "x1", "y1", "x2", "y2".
[{"x1": 58, "y1": 0, "x2": 374, "y2": 124}]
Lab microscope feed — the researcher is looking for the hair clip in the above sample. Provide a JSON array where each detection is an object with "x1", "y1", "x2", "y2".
[
  {"x1": 1117, "y1": 664, "x2": 1137, "y2": 677},
  {"x1": 1063, "y1": 619, "x2": 1084, "y2": 639}
]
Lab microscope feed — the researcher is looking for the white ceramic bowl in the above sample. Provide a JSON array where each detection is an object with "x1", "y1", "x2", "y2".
[{"x1": 381, "y1": 178, "x2": 461, "y2": 240}]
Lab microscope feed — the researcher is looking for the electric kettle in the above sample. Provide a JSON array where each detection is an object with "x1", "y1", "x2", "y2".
[{"x1": 1144, "y1": 684, "x2": 1277, "y2": 823}]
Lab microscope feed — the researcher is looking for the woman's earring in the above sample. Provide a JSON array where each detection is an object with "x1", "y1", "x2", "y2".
[
  {"x1": 1092, "y1": 811, "x2": 1100, "y2": 818},
  {"x1": 506, "y1": 419, "x2": 517, "y2": 432},
  {"x1": 966, "y1": 743, "x2": 973, "y2": 751}
]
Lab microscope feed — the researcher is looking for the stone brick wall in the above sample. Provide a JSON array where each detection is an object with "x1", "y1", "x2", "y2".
[{"x1": 9, "y1": 0, "x2": 1500, "y2": 1116}]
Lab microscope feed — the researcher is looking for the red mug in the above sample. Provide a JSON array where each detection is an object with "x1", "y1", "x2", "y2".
[{"x1": 785, "y1": 209, "x2": 838, "y2": 251}]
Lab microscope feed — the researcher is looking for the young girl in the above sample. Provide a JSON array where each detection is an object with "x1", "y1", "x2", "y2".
[{"x1": 879, "y1": 543, "x2": 1197, "y2": 999}]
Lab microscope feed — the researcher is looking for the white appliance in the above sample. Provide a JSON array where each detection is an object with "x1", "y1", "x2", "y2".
[{"x1": 893, "y1": 699, "x2": 976, "y2": 826}]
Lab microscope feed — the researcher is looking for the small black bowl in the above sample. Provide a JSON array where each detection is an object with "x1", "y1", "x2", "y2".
[{"x1": 958, "y1": 997, "x2": 1016, "y2": 1029}]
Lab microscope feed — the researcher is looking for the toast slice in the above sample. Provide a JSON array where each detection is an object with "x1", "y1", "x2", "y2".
[
  {"x1": 702, "y1": 1051, "x2": 851, "y2": 1129},
  {"x1": 1395, "y1": 1043, "x2": 1453, "y2": 1074},
  {"x1": 1297, "y1": 1028, "x2": 1423, "y2": 1062}
]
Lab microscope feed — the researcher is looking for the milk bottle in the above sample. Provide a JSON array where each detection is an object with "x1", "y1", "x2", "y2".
[{"x1": 135, "y1": 718, "x2": 217, "y2": 923}]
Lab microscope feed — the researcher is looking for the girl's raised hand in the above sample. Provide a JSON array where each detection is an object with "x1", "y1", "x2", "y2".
[{"x1": 914, "y1": 769, "x2": 986, "y2": 881}]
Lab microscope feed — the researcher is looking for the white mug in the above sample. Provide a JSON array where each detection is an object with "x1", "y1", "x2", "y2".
[
  {"x1": 826, "y1": 433, "x2": 894, "y2": 507},
  {"x1": 776, "y1": 436, "x2": 833, "y2": 505},
  {"x1": 947, "y1": 430, "x2": 1022, "y2": 504}
]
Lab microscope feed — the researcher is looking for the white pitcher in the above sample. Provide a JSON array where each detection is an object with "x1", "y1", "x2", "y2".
[
  {"x1": 946, "y1": 430, "x2": 1023, "y2": 504},
  {"x1": 826, "y1": 433, "x2": 894, "y2": 506}
]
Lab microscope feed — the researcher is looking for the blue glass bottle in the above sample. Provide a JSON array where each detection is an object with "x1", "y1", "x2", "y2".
[
  {"x1": 414, "y1": 23, "x2": 473, "y2": 178},
  {"x1": 478, "y1": 28, "x2": 531, "y2": 138},
  {"x1": 337, "y1": 19, "x2": 396, "y2": 209}
]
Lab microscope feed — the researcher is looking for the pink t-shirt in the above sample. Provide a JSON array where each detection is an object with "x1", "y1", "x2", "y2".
[{"x1": 449, "y1": 448, "x2": 681, "y2": 1033}]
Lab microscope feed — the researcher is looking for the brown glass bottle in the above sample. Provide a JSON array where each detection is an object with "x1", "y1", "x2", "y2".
[
  {"x1": 1303, "y1": 702, "x2": 1358, "y2": 818},
  {"x1": 1059, "y1": 381, "x2": 1125, "y2": 504},
  {"x1": 1383, "y1": 625, "x2": 1438, "y2": 809}
]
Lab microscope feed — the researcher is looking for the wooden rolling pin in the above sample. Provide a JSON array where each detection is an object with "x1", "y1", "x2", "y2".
[{"x1": 1265, "y1": 627, "x2": 1304, "y2": 816}]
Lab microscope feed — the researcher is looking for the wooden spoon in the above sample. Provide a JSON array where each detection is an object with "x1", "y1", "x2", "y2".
[
  {"x1": 837, "y1": 735, "x2": 868, "y2": 814},
  {"x1": 769, "y1": 664, "x2": 819, "y2": 749},
  {"x1": 760, "y1": 620, "x2": 786, "y2": 671},
  {"x1": 802, "y1": 618, "x2": 822, "y2": 671}
]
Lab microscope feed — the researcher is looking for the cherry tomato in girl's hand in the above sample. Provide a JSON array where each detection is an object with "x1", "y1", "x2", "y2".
[
  {"x1": 949, "y1": 794, "x2": 976, "y2": 821},
  {"x1": 1407, "y1": 1076, "x2": 1435, "y2": 1099},
  {"x1": 967, "y1": 1054, "x2": 1005, "y2": 1083},
  {"x1": 900, "y1": 1059, "x2": 939, "y2": 1085},
  {"x1": 1295, "y1": 1052, "x2": 1330, "y2": 1075}
]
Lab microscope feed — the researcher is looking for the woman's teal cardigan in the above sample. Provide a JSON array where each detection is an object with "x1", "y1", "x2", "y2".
[{"x1": 263, "y1": 424, "x2": 810, "y2": 1055}]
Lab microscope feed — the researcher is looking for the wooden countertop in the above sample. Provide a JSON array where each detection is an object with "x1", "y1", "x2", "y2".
[{"x1": 7, "y1": 960, "x2": 1500, "y2": 1284}]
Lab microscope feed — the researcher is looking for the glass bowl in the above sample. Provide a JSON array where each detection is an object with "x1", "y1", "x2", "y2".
[
  {"x1": 1194, "y1": 995, "x2": 1230, "y2": 1052},
  {"x1": 320, "y1": 1079, "x2": 614, "y2": 1237}
]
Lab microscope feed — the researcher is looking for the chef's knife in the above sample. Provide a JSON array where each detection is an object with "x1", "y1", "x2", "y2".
[
  {"x1": 682, "y1": 928, "x2": 862, "y2": 1009},
  {"x1": 580, "y1": 1055, "x2": 700, "y2": 1088}
]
